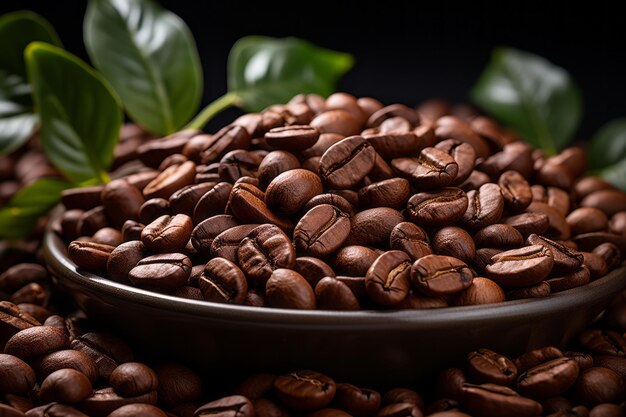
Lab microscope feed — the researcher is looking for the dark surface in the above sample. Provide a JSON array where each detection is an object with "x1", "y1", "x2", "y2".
[
  {"x1": 2, "y1": 1, "x2": 626, "y2": 137},
  {"x1": 44, "y1": 222, "x2": 626, "y2": 384}
]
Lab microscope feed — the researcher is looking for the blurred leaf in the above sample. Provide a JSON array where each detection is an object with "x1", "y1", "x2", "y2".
[
  {"x1": 26, "y1": 42, "x2": 121, "y2": 183},
  {"x1": 0, "y1": 11, "x2": 61, "y2": 155},
  {"x1": 587, "y1": 118, "x2": 626, "y2": 191},
  {"x1": 0, "y1": 177, "x2": 72, "y2": 239},
  {"x1": 471, "y1": 47, "x2": 582, "y2": 154},
  {"x1": 228, "y1": 36, "x2": 353, "y2": 111},
  {"x1": 84, "y1": 0, "x2": 202, "y2": 135}
]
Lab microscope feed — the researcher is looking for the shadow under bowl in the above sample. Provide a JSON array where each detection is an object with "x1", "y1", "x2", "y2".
[{"x1": 43, "y1": 228, "x2": 626, "y2": 385}]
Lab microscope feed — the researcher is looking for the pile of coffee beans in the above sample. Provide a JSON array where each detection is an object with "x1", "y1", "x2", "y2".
[
  {"x1": 59, "y1": 93, "x2": 626, "y2": 310},
  {"x1": 2, "y1": 259, "x2": 626, "y2": 416}
]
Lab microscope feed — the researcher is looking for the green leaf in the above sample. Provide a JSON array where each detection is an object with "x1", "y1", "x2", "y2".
[
  {"x1": 0, "y1": 177, "x2": 72, "y2": 239},
  {"x1": 228, "y1": 36, "x2": 354, "y2": 112},
  {"x1": 587, "y1": 118, "x2": 626, "y2": 192},
  {"x1": 0, "y1": 11, "x2": 61, "y2": 155},
  {"x1": 599, "y1": 158, "x2": 626, "y2": 192},
  {"x1": 470, "y1": 47, "x2": 582, "y2": 154},
  {"x1": 26, "y1": 42, "x2": 121, "y2": 183},
  {"x1": 84, "y1": 0, "x2": 202, "y2": 135}
]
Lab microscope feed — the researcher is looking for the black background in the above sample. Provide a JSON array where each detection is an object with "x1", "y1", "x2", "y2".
[{"x1": 3, "y1": 0, "x2": 626, "y2": 138}]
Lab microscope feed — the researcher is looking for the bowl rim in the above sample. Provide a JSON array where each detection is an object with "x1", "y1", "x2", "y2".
[{"x1": 43, "y1": 225, "x2": 626, "y2": 330}]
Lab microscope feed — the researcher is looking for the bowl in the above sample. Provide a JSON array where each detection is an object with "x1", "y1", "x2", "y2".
[{"x1": 43, "y1": 225, "x2": 626, "y2": 385}]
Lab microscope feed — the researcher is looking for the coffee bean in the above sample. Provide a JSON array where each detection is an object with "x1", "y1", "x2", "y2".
[
  {"x1": 198, "y1": 125, "x2": 251, "y2": 164},
  {"x1": 155, "y1": 362, "x2": 202, "y2": 407},
  {"x1": 426, "y1": 411, "x2": 471, "y2": 417},
  {"x1": 582, "y1": 252, "x2": 609, "y2": 280},
  {"x1": 368, "y1": 104, "x2": 419, "y2": 128},
  {"x1": 406, "y1": 188, "x2": 468, "y2": 227},
  {"x1": 411, "y1": 255, "x2": 473, "y2": 296},
  {"x1": 462, "y1": 183, "x2": 504, "y2": 231},
  {"x1": 77, "y1": 206, "x2": 109, "y2": 236},
  {"x1": 233, "y1": 373, "x2": 277, "y2": 400},
  {"x1": 345, "y1": 207, "x2": 404, "y2": 246},
  {"x1": 106, "y1": 241, "x2": 146, "y2": 283},
  {"x1": 589, "y1": 404, "x2": 625, "y2": 417},
  {"x1": 435, "y1": 116, "x2": 491, "y2": 159},
  {"x1": 169, "y1": 182, "x2": 219, "y2": 217},
  {"x1": 319, "y1": 136, "x2": 376, "y2": 189},
  {"x1": 593, "y1": 356, "x2": 626, "y2": 383},
  {"x1": 101, "y1": 179, "x2": 144, "y2": 228},
  {"x1": 486, "y1": 244, "x2": 554, "y2": 288},
  {"x1": 266, "y1": 169, "x2": 323, "y2": 215},
  {"x1": 136, "y1": 130, "x2": 197, "y2": 167},
  {"x1": 294, "y1": 204, "x2": 351, "y2": 258},
  {"x1": 460, "y1": 170, "x2": 491, "y2": 192},
  {"x1": 315, "y1": 277, "x2": 360, "y2": 310},
  {"x1": 26, "y1": 403, "x2": 89, "y2": 417},
  {"x1": 264, "y1": 125, "x2": 320, "y2": 152},
  {"x1": 40, "y1": 369, "x2": 92, "y2": 404},
  {"x1": 478, "y1": 142, "x2": 535, "y2": 180},
  {"x1": 547, "y1": 266, "x2": 591, "y2": 293},
  {"x1": 334, "y1": 383, "x2": 381, "y2": 417},
  {"x1": 61, "y1": 185, "x2": 104, "y2": 211},
  {"x1": 514, "y1": 347, "x2": 564, "y2": 373},
  {"x1": 258, "y1": 151, "x2": 301, "y2": 189},
  {"x1": 110, "y1": 362, "x2": 158, "y2": 396},
  {"x1": 194, "y1": 395, "x2": 254, "y2": 417},
  {"x1": 79, "y1": 386, "x2": 157, "y2": 417},
  {"x1": 108, "y1": 404, "x2": 167, "y2": 417},
  {"x1": 517, "y1": 357, "x2": 579, "y2": 399},
  {"x1": 143, "y1": 160, "x2": 196, "y2": 200},
  {"x1": 228, "y1": 182, "x2": 292, "y2": 231},
  {"x1": 311, "y1": 109, "x2": 362, "y2": 137},
  {"x1": 365, "y1": 250, "x2": 412, "y2": 306},
  {"x1": 121, "y1": 220, "x2": 144, "y2": 241},
  {"x1": 358, "y1": 178, "x2": 411, "y2": 210},
  {"x1": 71, "y1": 332, "x2": 134, "y2": 380},
  {"x1": 137, "y1": 197, "x2": 171, "y2": 224},
  {"x1": 364, "y1": 131, "x2": 421, "y2": 160},
  {"x1": 35, "y1": 349, "x2": 98, "y2": 383},
  {"x1": 579, "y1": 329, "x2": 626, "y2": 357},
  {"x1": 0, "y1": 302, "x2": 40, "y2": 348},
  {"x1": 332, "y1": 246, "x2": 380, "y2": 277},
  {"x1": 375, "y1": 402, "x2": 423, "y2": 417},
  {"x1": 210, "y1": 224, "x2": 260, "y2": 263},
  {"x1": 0, "y1": 354, "x2": 35, "y2": 394},
  {"x1": 0, "y1": 264, "x2": 47, "y2": 293},
  {"x1": 498, "y1": 170, "x2": 533, "y2": 213},
  {"x1": 473, "y1": 224, "x2": 524, "y2": 248},
  {"x1": 266, "y1": 269, "x2": 316, "y2": 310},
  {"x1": 392, "y1": 147, "x2": 459, "y2": 188},
  {"x1": 141, "y1": 214, "x2": 193, "y2": 253},
  {"x1": 128, "y1": 253, "x2": 192, "y2": 291},
  {"x1": 199, "y1": 258, "x2": 248, "y2": 304},
  {"x1": 274, "y1": 370, "x2": 336, "y2": 412},
  {"x1": 460, "y1": 383, "x2": 543, "y2": 417},
  {"x1": 68, "y1": 240, "x2": 115, "y2": 272},
  {"x1": 503, "y1": 212, "x2": 550, "y2": 239},
  {"x1": 191, "y1": 215, "x2": 240, "y2": 257},
  {"x1": 573, "y1": 232, "x2": 626, "y2": 254},
  {"x1": 432, "y1": 227, "x2": 476, "y2": 264},
  {"x1": 527, "y1": 234, "x2": 583, "y2": 274},
  {"x1": 389, "y1": 222, "x2": 432, "y2": 261},
  {"x1": 564, "y1": 351, "x2": 595, "y2": 372},
  {"x1": 453, "y1": 278, "x2": 505, "y2": 306},
  {"x1": 91, "y1": 227, "x2": 123, "y2": 247},
  {"x1": 435, "y1": 139, "x2": 477, "y2": 185},
  {"x1": 238, "y1": 224, "x2": 296, "y2": 287},
  {"x1": 0, "y1": 403, "x2": 27, "y2": 416},
  {"x1": 467, "y1": 348, "x2": 518, "y2": 385},
  {"x1": 581, "y1": 190, "x2": 626, "y2": 217},
  {"x1": 294, "y1": 257, "x2": 335, "y2": 289},
  {"x1": 592, "y1": 242, "x2": 622, "y2": 270},
  {"x1": 5, "y1": 326, "x2": 69, "y2": 359},
  {"x1": 575, "y1": 367, "x2": 625, "y2": 407}
]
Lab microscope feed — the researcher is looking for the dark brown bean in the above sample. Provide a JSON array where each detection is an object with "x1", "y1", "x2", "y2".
[
  {"x1": 432, "y1": 227, "x2": 476, "y2": 264},
  {"x1": 108, "y1": 404, "x2": 167, "y2": 417},
  {"x1": 453, "y1": 278, "x2": 505, "y2": 306},
  {"x1": 365, "y1": 251, "x2": 412, "y2": 306},
  {"x1": 264, "y1": 125, "x2": 320, "y2": 151},
  {"x1": 579, "y1": 329, "x2": 626, "y2": 357},
  {"x1": 40, "y1": 369, "x2": 92, "y2": 404},
  {"x1": 365, "y1": 131, "x2": 421, "y2": 160},
  {"x1": 389, "y1": 222, "x2": 432, "y2": 261},
  {"x1": 319, "y1": 136, "x2": 376, "y2": 189},
  {"x1": 332, "y1": 246, "x2": 380, "y2": 277},
  {"x1": 169, "y1": 182, "x2": 217, "y2": 216},
  {"x1": 334, "y1": 383, "x2": 381, "y2": 417},
  {"x1": 198, "y1": 125, "x2": 251, "y2": 164},
  {"x1": 506, "y1": 281, "x2": 552, "y2": 300},
  {"x1": 486, "y1": 245, "x2": 554, "y2": 288},
  {"x1": 582, "y1": 252, "x2": 609, "y2": 280},
  {"x1": 460, "y1": 383, "x2": 543, "y2": 417},
  {"x1": 194, "y1": 395, "x2": 254, "y2": 417},
  {"x1": 294, "y1": 204, "x2": 350, "y2": 257},
  {"x1": 498, "y1": 170, "x2": 533, "y2": 213},
  {"x1": 0, "y1": 263, "x2": 47, "y2": 293},
  {"x1": 547, "y1": 266, "x2": 591, "y2": 293},
  {"x1": 228, "y1": 182, "x2": 292, "y2": 231},
  {"x1": 110, "y1": 362, "x2": 158, "y2": 396},
  {"x1": 581, "y1": 190, "x2": 626, "y2": 217},
  {"x1": 141, "y1": 214, "x2": 193, "y2": 253},
  {"x1": 199, "y1": 258, "x2": 248, "y2": 304},
  {"x1": 61, "y1": 185, "x2": 104, "y2": 211},
  {"x1": 462, "y1": 183, "x2": 504, "y2": 231},
  {"x1": 210, "y1": 224, "x2": 260, "y2": 263},
  {"x1": 406, "y1": 188, "x2": 468, "y2": 227},
  {"x1": 68, "y1": 240, "x2": 115, "y2": 272},
  {"x1": 0, "y1": 354, "x2": 36, "y2": 394},
  {"x1": 514, "y1": 347, "x2": 564, "y2": 373},
  {"x1": 315, "y1": 277, "x2": 360, "y2": 310},
  {"x1": 357, "y1": 178, "x2": 411, "y2": 210},
  {"x1": 345, "y1": 207, "x2": 404, "y2": 246},
  {"x1": 35, "y1": 349, "x2": 98, "y2": 383},
  {"x1": 155, "y1": 362, "x2": 202, "y2": 407},
  {"x1": 517, "y1": 357, "x2": 580, "y2": 399},
  {"x1": 101, "y1": 179, "x2": 144, "y2": 228},
  {"x1": 527, "y1": 234, "x2": 583, "y2": 274},
  {"x1": 266, "y1": 169, "x2": 323, "y2": 214},
  {"x1": 79, "y1": 387, "x2": 157, "y2": 417},
  {"x1": 435, "y1": 139, "x2": 477, "y2": 185},
  {"x1": 106, "y1": 241, "x2": 146, "y2": 283},
  {"x1": 411, "y1": 255, "x2": 473, "y2": 296},
  {"x1": 575, "y1": 367, "x2": 625, "y2": 407},
  {"x1": 467, "y1": 348, "x2": 518, "y2": 385},
  {"x1": 4, "y1": 326, "x2": 69, "y2": 359},
  {"x1": 192, "y1": 182, "x2": 233, "y2": 223},
  {"x1": 273, "y1": 370, "x2": 336, "y2": 412},
  {"x1": 0, "y1": 301, "x2": 40, "y2": 348},
  {"x1": 128, "y1": 253, "x2": 192, "y2": 291},
  {"x1": 258, "y1": 151, "x2": 301, "y2": 189},
  {"x1": 503, "y1": 212, "x2": 550, "y2": 239},
  {"x1": 266, "y1": 269, "x2": 316, "y2": 310},
  {"x1": 473, "y1": 224, "x2": 524, "y2": 248},
  {"x1": 392, "y1": 147, "x2": 459, "y2": 188},
  {"x1": 143, "y1": 160, "x2": 196, "y2": 200},
  {"x1": 311, "y1": 109, "x2": 362, "y2": 137},
  {"x1": 70, "y1": 332, "x2": 134, "y2": 380}
]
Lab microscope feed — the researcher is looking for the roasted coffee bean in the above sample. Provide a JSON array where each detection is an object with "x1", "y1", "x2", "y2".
[
  {"x1": 35, "y1": 349, "x2": 98, "y2": 383},
  {"x1": 124, "y1": 169, "x2": 160, "y2": 190},
  {"x1": 108, "y1": 404, "x2": 167, "y2": 417},
  {"x1": 210, "y1": 224, "x2": 260, "y2": 263},
  {"x1": 389, "y1": 222, "x2": 432, "y2": 261},
  {"x1": 0, "y1": 354, "x2": 36, "y2": 394},
  {"x1": 579, "y1": 329, "x2": 626, "y2": 357},
  {"x1": 581, "y1": 190, "x2": 626, "y2": 217},
  {"x1": 514, "y1": 347, "x2": 564, "y2": 373},
  {"x1": 40, "y1": 369, "x2": 92, "y2": 404},
  {"x1": 333, "y1": 383, "x2": 381, "y2": 417},
  {"x1": 473, "y1": 248, "x2": 504, "y2": 274},
  {"x1": 517, "y1": 357, "x2": 580, "y2": 399},
  {"x1": 575, "y1": 367, "x2": 625, "y2": 406},
  {"x1": 61, "y1": 185, "x2": 104, "y2": 211},
  {"x1": 575, "y1": 177, "x2": 617, "y2": 200},
  {"x1": 593, "y1": 356, "x2": 626, "y2": 382},
  {"x1": 473, "y1": 224, "x2": 524, "y2": 248},
  {"x1": 199, "y1": 258, "x2": 248, "y2": 304},
  {"x1": 582, "y1": 252, "x2": 609, "y2": 280},
  {"x1": 79, "y1": 387, "x2": 158, "y2": 417},
  {"x1": 106, "y1": 241, "x2": 146, "y2": 283},
  {"x1": 0, "y1": 301, "x2": 40, "y2": 347},
  {"x1": 382, "y1": 388, "x2": 424, "y2": 409},
  {"x1": 233, "y1": 373, "x2": 277, "y2": 400},
  {"x1": 610, "y1": 211, "x2": 626, "y2": 236},
  {"x1": 406, "y1": 188, "x2": 468, "y2": 227},
  {"x1": 460, "y1": 383, "x2": 543, "y2": 417},
  {"x1": 547, "y1": 267, "x2": 591, "y2": 293},
  {"x1": 274, "y1": 370, "x2": 336, "y2": 412},
  {"x1": 435, "y1": 116, "x2": 491, "y2": 159},
  {"x1": 191, "y1": 215, "x2": 240, "y2": 257},
  {"x1": 434, "y1": 139, "x2": 476, "y2": 185},
  {"x1": 198, "y1": 125, "x2": 251, "y2": 164},
  {"x1": 467, "y1": 348, "x2": 518, "y2": 385},
  {"x1": 411, "y1": 255, "x2": 473, "y2": 296},
  {"x1": 564, "y1": 351, "x2": 595, "y2": 371},
  {"x1": 437, "y1": 368, "x2": 468, "y2": 400},
  {"x1": 311, "y1": 109, "x2": 362, "y2": 137},
  {"x1": 0, "y1": 403, "x2": 27, "y2": 416},
  {"x1": 266, "y1": 169, "x2": 323, "y2": 214},
  {"x1": 368, "y1": 104, "x2": 419, "y2": 128},
  {"x1": 153, "y1": 362, "x2": 202, "y2": 407},
  {"x1": 486, "y1": 245, "x2": 554, "y2": 288},
  {"x1": 110, "y1": 362, "x2": 158, "y2": 396},
  {"x1": 264, "y1": 125, "x2": 320, "y2": 151},
  {"x1": 293, "y1": 257, "x2": 335, "y2": 289},
  {"x1": 460, "y1": 170, "x2": 491, "y2": 192},
  {"x1": 71, "y1": 332, "x2": 134, "y2": 380},
  {"x1": 453, "y1": 277, "x2": 505, "y2": 306},
  {"x1": 258, "y1": 151, "x2": 301, "y2": 189},
  {"x1": 508, "y1": 281, "x2": 553, "y2": 300},
  {"x1": 365, "y1": 251, "x2": 412, "y2": 306},
  {"x1": 331, "y1": 246, "x2": 379, "y2": 277},
  {"x1": 532, "y1": 185, "x2": 571, "y2": 217},
  {"x1": 345, "y1": 207, "x2": 404, "y2": 246},
  {"x1": 0, "y1": 264, "x2": 47, "y2": 293},
  {"x1": 194, "y1": 395, "x2": 254, "y2": 417},
  {"x1": 217, "y1": 150, "x2": 264, "y2": 183},
  {"x1": 138, "y1": 198, "x2": 171, "y2": 224},
  {"x1": 193, "y1": 182, "x2": 233, "y2": 223},
  {"x1": 159, "y1": 153, "x2": 189, "y2": 171},
  {"x1": 462, "y1": 183, "x2": 504, "y2": 231},
  {"x1": 128, "y1": 253, "x2": 192, "y2": 291},
  {"x1": 527, "y1": 234, "x2": 583, "y2": 274},
  {"x1": 498, "y1": 170, "x2": 533, "y2": 213},
  {"x1": 364, "y1": 131, "x2": 421, "y2": 160},
  {"x1": 60, "y1": 209, "x2": 84, "y2": 241},
  {"x1": 238, "y1": 224, "x2": 296, "y2": 287},
  {"x1": 169, "y1": 182, "x2": 218, "y2": 216},
  {"x1": 91, "y1": 227, "x2": 123, "y2": 247},
  {"x1": 294, "y1": 204, "x2": 350, "y2": 257},
  {"x1": 319, "y1": 136, "x2": 376, "y2": 189},
  {"x1": 358, "y1": 178, "x2": 411, "y2": 210},
  {"x1": 315, "y1": 277, "x2": 360, "y2": 310},
  {"x1": 573, "y1": 232, "x2": 626, "y2": 254},
  {"x1": 503, "y1": 212, "x2": 550, "y2": 239},
  {"x1": 143, "y1": 160, "x2": 196, "y2": 200},
  {"x1": 479, "y1": 142, "x2": 534, "y2": 179},
  {"x1": 266, "y1": 269, "x2": 316, "y2": 310},
  {"x1": 426, "y1": 410, "x2": 471, "y2": 417},
  {"x1": 589, "y1": 404, "x2": 624, "y2": 417},
  {"x1": 592, "y1": 242, "x2": 622, "y2": 270},
  {"x1": 432, "y1": 227, "x2": 476, "y2": 264},
  {"x1": 136, "y1": 130, "x2": 197, "y2": 166},
  {"x1": 375, "y1": 402, "x2": 423, "y2": 417},
  {"x1": 101, "y1": 179, "x2": 144, "y2": 228},
  {"x1": 68, "y1": 240, "x2": 115, "y2": 272},
  {"x1": 527, "y1": 201, "x2": 571, "y2": 240},
  {"x1": 121, "y1": 220, "x2": 144, "y2": 241},
  {"x1": 5, "y1": 326, "x2": 69, "y2": 359},
  {"x1": 141, "y1": 214, "x2": 193, "y2": 253},
  {"x1": 228, "y1": 182, "x2": 292, "y2": 231},
  {"x1": 392, "y1": 147, "x2": 459, "y2": 188}
]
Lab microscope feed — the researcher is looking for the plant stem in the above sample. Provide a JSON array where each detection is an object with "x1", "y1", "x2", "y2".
[
  {"x1": 186, "y1": 92, "x2": 241, "y2": 130},
  {"x1": 98, "y1": 170, "x2": 111, "y2": 184}
]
